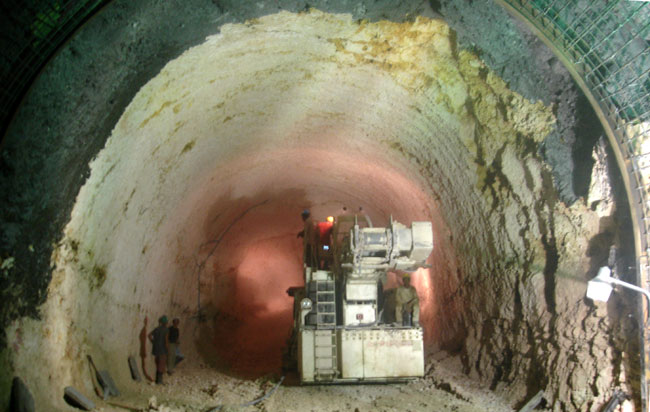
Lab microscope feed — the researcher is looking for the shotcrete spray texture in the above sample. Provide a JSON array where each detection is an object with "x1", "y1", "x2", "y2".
[
  {"x1": 204, "y1": 194, "x2": 435, "y2": 378},
  {"x1": 0, "y1": 4, "x2": 642, "y2": 412}
]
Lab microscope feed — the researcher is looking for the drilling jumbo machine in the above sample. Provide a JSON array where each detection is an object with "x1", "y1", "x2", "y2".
[{"x1": 287, "y1": 214, "x2": 433, "y2": 383}]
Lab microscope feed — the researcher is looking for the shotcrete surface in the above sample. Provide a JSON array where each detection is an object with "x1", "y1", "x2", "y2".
[{"x1": 0, "y1": 3, "x2": 639, "y2": 412}]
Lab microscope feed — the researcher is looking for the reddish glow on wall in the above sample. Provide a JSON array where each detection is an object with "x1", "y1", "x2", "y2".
[
  {"x1": 412, "y1": 267, "x2": 434, "y2": 344},
  {"x1": 205, "y1": 197, "x2": 304, "y2": 378},
  {"x1": 168, "y1": 147, "x2": 451, "y2": 378}
]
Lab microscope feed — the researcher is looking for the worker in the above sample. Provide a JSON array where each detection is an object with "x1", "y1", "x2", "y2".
[
  {"x1": 298, "y1": 209, "x2": 317, "y2": 267},
  {"x1": 316, "y1": 216, "x2": 334, "y2": 247},
  {"x1": 167, "y1": 318, "x2": 180, "y2": 375},
  {"x1": 148, "y1": 315, "x2": 169, "y2": 384},
  {"x1": 297, "y1": 209, "x2": 311, "y2": 238},
  {"x1": 395, "y1": 273, "x2": 420, "y2": 327},
  {"x1": 316, "y1": 216, "x2": 334, "y2": 269}
]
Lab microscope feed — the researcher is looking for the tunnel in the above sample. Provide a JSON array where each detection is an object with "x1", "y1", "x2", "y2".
[{"x1": 0, "y1": 1, "x2": 647, "y2": 411}]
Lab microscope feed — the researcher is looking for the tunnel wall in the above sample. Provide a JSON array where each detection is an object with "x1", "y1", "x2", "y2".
[{"x1": 0, "y1": 1, "x2": 642, "y2": 411}]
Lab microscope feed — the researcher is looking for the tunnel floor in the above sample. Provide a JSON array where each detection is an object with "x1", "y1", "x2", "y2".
[{"x1": 100, "y1": 352, "x2": 514, "y2": 412}]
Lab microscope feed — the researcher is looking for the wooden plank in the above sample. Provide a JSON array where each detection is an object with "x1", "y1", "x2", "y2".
[
  {"x1": 97, "y1": 370, "x2": 120, "y2": 397},
  {"x1": 63, "y1": 386, "x2": 95, "y2": 411},
  {"x1": 518, "y1": 390, "x2": 544, "y2": 412},
  {"x1": 128, "y1": 356, "x2": 141, "y2": 382}
]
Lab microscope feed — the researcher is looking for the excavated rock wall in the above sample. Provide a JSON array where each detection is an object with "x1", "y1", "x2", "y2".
[{"x1": 0, "y1": 5, "x2": 638, "y2": 412}]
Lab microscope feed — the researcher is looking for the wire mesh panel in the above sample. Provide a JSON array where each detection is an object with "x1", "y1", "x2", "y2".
[
  {"x1": 500, "y1": 0, "x2": 650, "y2": 228},
  {"x1": 497, "y1": 0, "x2": 650, "y2": 410}
]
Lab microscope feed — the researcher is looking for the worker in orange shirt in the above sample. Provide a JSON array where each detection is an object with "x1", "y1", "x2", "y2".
[{"x1": 316, "y1": 216, "x2": 334, "y2": 269}]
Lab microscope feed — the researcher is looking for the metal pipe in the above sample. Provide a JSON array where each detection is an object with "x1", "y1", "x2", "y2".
[{"x1": 609, "y1": 276, "x2": 650, "y2": 309}]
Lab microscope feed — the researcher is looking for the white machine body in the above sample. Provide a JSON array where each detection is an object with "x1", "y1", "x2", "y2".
[{"x1": 290, "y1": 215, "x2": 433, "y2": 384}]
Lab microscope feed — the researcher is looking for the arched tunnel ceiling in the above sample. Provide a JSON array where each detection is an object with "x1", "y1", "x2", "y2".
[
  {"x1": 58, "y1": 8, "x2": 555, "y2": 375},
  {"x1": 0, "y1": 1, "x2": 641, "y2": 411}
]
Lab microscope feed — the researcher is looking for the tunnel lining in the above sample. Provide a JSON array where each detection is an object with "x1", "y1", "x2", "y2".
[{"x1": 0, "y1": 2, "x2": 645, "y2": 411}]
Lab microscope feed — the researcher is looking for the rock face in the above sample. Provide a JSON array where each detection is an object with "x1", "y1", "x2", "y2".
[{"x1": 0, "y1": 6, "x2": 638, "y2": 412}]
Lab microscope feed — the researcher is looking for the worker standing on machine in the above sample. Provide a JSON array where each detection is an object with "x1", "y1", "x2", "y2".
[
  {"x1": 298, "y1": 209, "x2": 316, "y2": 267},
  {"x1": 395, "y1": 273, "x2": 420, "y2": 327},
  {"x1": 316, "y1": 216, "x2": 334, "y2": 269}
]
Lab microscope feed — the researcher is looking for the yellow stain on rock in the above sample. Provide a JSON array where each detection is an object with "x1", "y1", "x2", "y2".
[
  {"x1": 456, "y1": 51, "x2": 555, "y2": 144},
  {"x1": 312, "y1": 15, "x2": 474, "y2": 123},
  {"x1": 173, "y1": 120, "x2": 186, "y2": 134},
  {"x1": 139, "y1": 100, "x2": 176, "y2": 128},
  {"x1": 181, "y1": 140, "x2": 195, "y2": 154}
]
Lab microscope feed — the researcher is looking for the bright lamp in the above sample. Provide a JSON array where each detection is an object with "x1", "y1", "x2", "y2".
[{"x1": 587, "y1": 266, "x2": 650, "y2": 307}]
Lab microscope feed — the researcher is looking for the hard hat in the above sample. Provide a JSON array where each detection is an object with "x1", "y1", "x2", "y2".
[
  {"x1": 159, "y1": 315, "x2": 168, "y2": 324},
  {"x1": 327, "y1": 216, "x2": 334, "y2": 223},
  {"x1": 401, "y1": 272, "x2": 411, "y2": 278}
]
